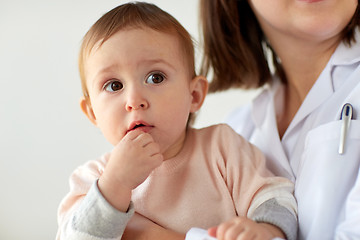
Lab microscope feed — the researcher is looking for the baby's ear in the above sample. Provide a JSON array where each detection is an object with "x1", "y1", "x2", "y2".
[
  {"x1": 190, "y1": 76, "x2": 208, "y2": 113},
  {"x1": 80, "y1": 97, "x2": 97, "y2": 126}
]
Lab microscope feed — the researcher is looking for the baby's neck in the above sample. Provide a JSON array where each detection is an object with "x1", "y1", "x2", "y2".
[{"x1": 162, "y1": 129, "x2": 188, "y2": 160}]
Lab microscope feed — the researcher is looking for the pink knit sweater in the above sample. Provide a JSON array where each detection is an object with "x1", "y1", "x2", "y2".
[{"x1": 57, "y1": 124, "x2": 296, "y2": 239}]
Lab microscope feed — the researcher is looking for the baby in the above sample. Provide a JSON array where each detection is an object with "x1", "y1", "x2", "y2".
[{"x1": 57, "y1": 2, "x2": 297, "y2": 240}]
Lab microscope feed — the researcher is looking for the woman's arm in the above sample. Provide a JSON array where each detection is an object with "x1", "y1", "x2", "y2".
[{"x1": 122, "y1": 213, "x2": 185, "y2": 240}]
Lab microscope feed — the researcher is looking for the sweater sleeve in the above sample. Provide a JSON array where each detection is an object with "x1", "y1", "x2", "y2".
[
  {"x1": 56, "y1": 156, "x2": 134, "y2": 240},
  {"x1": 244, "y1": 148, "x2": 298, "y2": 240},
  {"x1": 216, "y1": 124, "x2": 298, "y2": 240}
]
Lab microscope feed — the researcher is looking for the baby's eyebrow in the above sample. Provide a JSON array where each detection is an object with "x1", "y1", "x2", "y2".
[
  {"x1": 89, "y1": 65, "x2": 119, "y2": 88},
  {"x1": 141, "y1": 58, "x2": 176, "y2": 71},
  {"x1": 96, "y1": 65, "x2": 116, "y2": 75}
]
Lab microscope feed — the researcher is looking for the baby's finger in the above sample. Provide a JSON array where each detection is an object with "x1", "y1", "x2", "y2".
[
  {"x1": 144, "y1": 142, "x2": 163, "y2": 168},
  {"x1": 150, "y1": 152, "x2": 163, "y2": 167},
  {"x1": 133, "y1": 131, "x2": 155, "y2": 146},
  {"x1": 142, "y1": 141, "x2": 160, "y2": 155},
  {"x1": 223, "y1": 224, "x2": 246, "y2": 240},
  {"x1": 207, "y1": 226, "x2": 217, "y2": 237},
  {"x1": 236, "y1": 230, "x2": 255, "y2": 240},
  {"x1": 216, "y1": 221, "x2": 235, "y2": 240},
  {"x1": 124, "y1": 130, "x2": 154, "y2": 148},
  {"x1": 124, "y1": 129, "x2": 149, "y2": 140}
]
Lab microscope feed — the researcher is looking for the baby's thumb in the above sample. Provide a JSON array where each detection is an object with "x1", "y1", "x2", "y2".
[{"x1": 207, "y1": 226, "x2": 217, "y2": 237}]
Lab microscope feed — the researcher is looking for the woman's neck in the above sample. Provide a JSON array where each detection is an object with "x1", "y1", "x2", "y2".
[{"x1": 270, "y1": 34, "x2": 341, "y2": 138}]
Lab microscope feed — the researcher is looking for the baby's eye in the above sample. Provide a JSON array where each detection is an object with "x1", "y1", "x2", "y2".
[
  {"x1": 145, "y1": 72, "x2": 165, "y2": 84},
  {"x1": 104, "y1": 80, "x2": 123, "y2": 92}
]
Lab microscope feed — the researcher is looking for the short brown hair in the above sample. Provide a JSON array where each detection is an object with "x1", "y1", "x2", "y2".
[
  {"x1": 199, "y1": 0, "x2": 360, "y2": 92},
  {"x1": 79, "y1": 2, "x2": 196, "y2": 99}
]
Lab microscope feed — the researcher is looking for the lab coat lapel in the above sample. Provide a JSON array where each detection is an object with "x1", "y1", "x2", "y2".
[
  {"x1": 284, "y1": 37, "x2": 360, "y2": 176},
  {"x1": 284, "y1": 32, "x2": 360, "y2": 137},
  {"x1": 285, "y1": 64, "x2": 334, "y2": 137},
  {"x1": 250, "y1": 84, "x2": 295, "y2": 180}
]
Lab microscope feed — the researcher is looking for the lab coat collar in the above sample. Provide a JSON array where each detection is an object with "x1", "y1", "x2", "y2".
[
  {"x1": 284, "y1": 28, "x2": 360, "y2": 139},
  {"x1": 330, "y1": 27, "x2": 360, "y2": 66},
  {"x1": 249, "y1": 30, "x2": 360, "y2": 178},
  {"x1": 251, "y1": 28, "x2": 360, "y2": 129},
  {"x1": 252, "y1": 28, "x2": 360, "y2": 132},
  {"x1": 284, "y1": 64, "x2": 333, "y2": 138}
]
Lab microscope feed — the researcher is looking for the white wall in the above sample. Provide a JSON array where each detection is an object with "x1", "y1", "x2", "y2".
[{"x1": 0, "y1": 0, "x2": 258, "y2": 239}]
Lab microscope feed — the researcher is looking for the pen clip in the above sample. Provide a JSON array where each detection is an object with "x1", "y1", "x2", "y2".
[{"x1": 339, "y1": 103, "x2": 353, "y2": 155}]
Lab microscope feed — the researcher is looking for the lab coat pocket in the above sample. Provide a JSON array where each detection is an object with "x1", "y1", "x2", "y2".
[{"x1": 296, "y1": 120, "x2": 360, "y2": 239}]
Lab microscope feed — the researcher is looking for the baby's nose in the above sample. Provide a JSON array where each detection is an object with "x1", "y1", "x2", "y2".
[{"x1": 125, "y1": 95, "x2": 148, "y2": 111}]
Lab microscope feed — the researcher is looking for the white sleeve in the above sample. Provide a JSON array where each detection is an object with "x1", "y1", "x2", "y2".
[{"x1": 224, "y1": 103, "x2": 255, "y2": 140}]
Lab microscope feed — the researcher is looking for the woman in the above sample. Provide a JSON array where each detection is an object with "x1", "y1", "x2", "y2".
[{"x1": 199, "y1": 0, "x2": 360, "y2": 239}]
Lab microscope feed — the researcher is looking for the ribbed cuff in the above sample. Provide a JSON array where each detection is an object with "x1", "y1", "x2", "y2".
[
  {"x1": 251, "y1": 198, "x2": 298, "y2": 240},
  {"x1": 72, "y1": 179, "x2": 135, "y2": 238}
]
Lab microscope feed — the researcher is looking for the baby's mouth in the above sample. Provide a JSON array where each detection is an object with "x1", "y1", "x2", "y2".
[
  {"x1": 132, "y1": 123, "x2": 145, "y2": 130},
  {"x1": 127, "y1": 122, "x2": 153, "y2": 134}
]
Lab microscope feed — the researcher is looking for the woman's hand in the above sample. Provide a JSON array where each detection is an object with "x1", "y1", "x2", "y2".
[
  {"x1": 122, "y1": 213, "x2": 185, "y2": 240},
  {"x1": 208, "y1": 216, "x2": 285, "y2": 240}
]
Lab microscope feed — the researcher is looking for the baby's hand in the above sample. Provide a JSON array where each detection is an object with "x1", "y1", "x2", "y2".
[
  {"x1": 208, "y1": 217, "x2": 285, "y2": 240},
  {"x1": 98, "y1": 129, "x2": 163, "y2": 212},
  {"x1": 109, "y1": 129, "x2": 163, "y2": 188}
]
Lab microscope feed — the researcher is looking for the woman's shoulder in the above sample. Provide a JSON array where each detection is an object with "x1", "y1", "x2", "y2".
[
  {"x1": 224, "y1": 103, "x2": 255, "y2": 139},
  {"x1": 223, "y1": 82, "x2": 277, "y2": 138}
]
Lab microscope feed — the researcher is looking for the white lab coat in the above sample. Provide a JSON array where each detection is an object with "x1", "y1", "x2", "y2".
[{"x1": 226, "y1": 31, "x2": 360, "y2": 240}]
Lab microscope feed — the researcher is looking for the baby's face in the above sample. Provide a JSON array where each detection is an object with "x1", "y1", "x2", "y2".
[{"x1": 83, "y1": 27, "x2": 195, "y2": 159}]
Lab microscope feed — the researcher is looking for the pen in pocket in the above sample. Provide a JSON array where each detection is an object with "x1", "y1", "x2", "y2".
[{"x1": 339, "y1": 103, "x2": 353, "y2": 155}]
